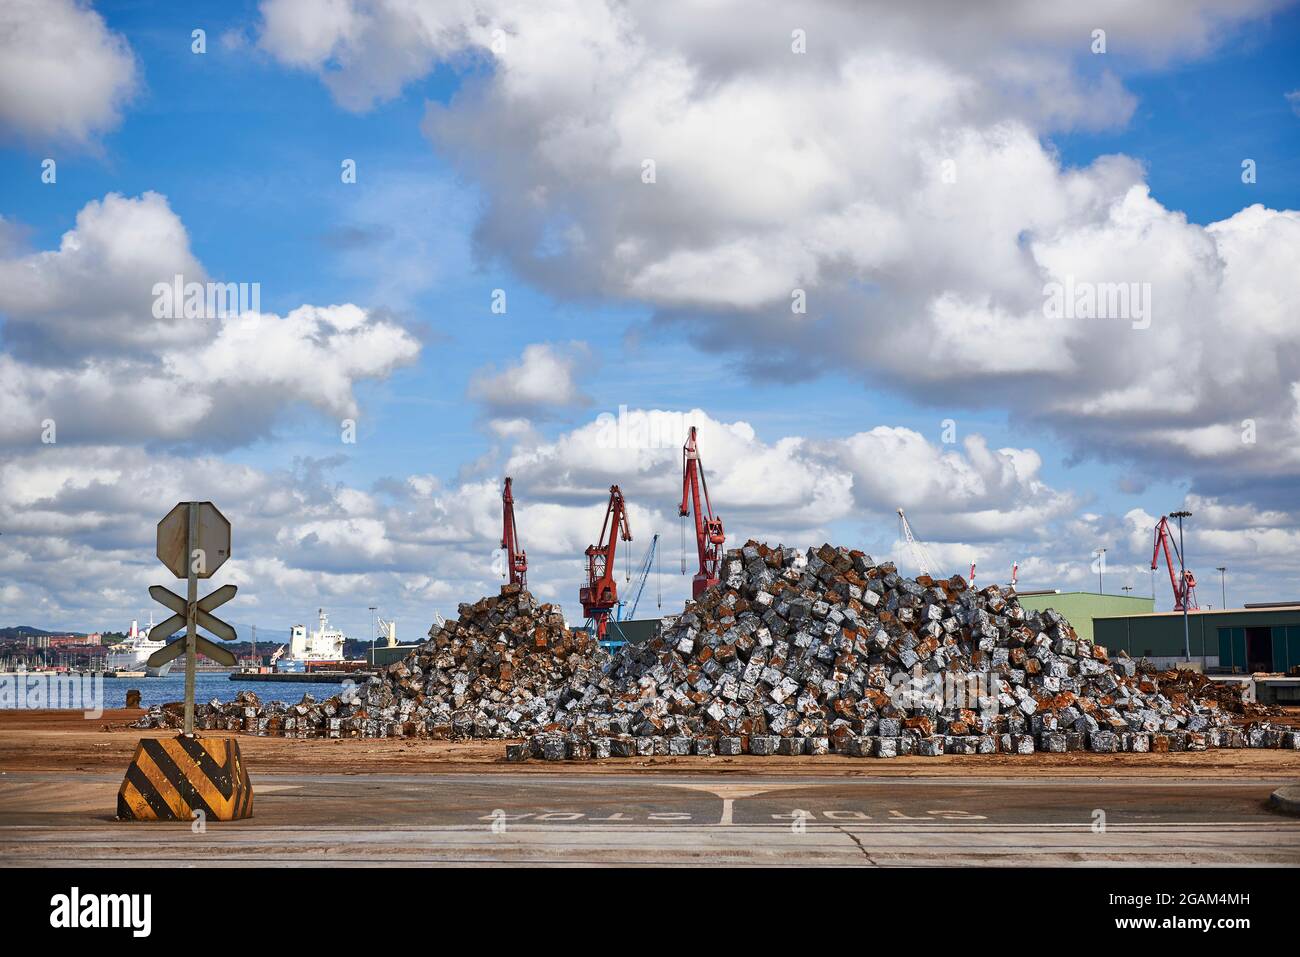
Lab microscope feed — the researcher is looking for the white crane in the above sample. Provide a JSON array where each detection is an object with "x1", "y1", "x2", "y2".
[{"x1": 897, "y1": 507, "x2": 937, "y2": 578}]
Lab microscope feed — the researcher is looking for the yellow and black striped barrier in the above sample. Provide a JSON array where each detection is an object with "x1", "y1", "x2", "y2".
[{"x1": 117, "y1": 735, "x2": 253, "y2": 822}]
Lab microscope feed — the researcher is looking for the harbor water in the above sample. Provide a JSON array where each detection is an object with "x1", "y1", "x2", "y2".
[{"x1": 0, "y1": 672, "x2": 356, "y2": 710}]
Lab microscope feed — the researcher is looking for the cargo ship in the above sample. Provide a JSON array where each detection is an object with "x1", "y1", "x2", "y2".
[{"x1": 274, "y1": 608, "x2": 352, "y2": 673}]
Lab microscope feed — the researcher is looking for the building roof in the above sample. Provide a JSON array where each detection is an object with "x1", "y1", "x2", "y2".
[
  {"x1": 1015, "y1": 590, "x2": 1152, "y2": 600},
  {"x1": 1096, "y1": 605, "x2": 1300, "y2": 620}
]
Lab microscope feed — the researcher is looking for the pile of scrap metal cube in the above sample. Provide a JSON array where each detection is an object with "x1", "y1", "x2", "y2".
[
  {"x1": 136, "y1": 584, "x2": 610, "y2": 738},
  {"x1": 135, "y1": 541, "x2": 1300, "y2": 756},
  {"x1": 514, "y1": 541, "x2": 1297, "y2": 759}
]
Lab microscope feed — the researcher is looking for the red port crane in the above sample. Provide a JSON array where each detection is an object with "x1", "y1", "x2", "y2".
[
  {"x1": 580, "y1": 485, "x2": 632, "y2": 638},
  {"x1": 501, "y1": 477, "x2": 527, "y2": 590},
  {"x1": 680, "y1": 426, "x2": 725, "y2": 600},
  {"x1": 1151, "y1": 515, "x2": 1198, "y2": 611}
]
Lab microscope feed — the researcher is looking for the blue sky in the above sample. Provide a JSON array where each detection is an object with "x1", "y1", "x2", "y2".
[{"x1": 1, "y1": 1, "x2": 1298, "y2": 638}]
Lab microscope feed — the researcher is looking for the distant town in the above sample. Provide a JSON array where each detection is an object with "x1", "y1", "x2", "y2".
[{"x1": 0, "y1": 625, "x2": 378, "y2": 673}]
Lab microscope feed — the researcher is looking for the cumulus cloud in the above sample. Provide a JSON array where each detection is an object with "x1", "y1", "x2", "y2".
[
  {"x1": 0, "y1": 447, "x2": 399, "y2": 634},
  {"x1": 828, "y1": 429, "x2": 1077, "y2": 539},
  {"x1": 255, "y1": 0, "x2": 1300, "y2": 512},
  {"x1": 0, "y1": 406, "x2": 1086, "y2": 631},
  {"x1": 0, "y1": 0, "x2": 139, "y2": 144},
  {"x1": 0, "y1": 192, "x2": 203, "y2": 361},
  {"x1": 0, "y1": 193, "x2": 422, "y2": 449},
  {"x1": 467, "y1": 342, "x2": 592, "y2": 419},
  {"x1": 2, "y1": 403, "x2": 1292, "y2": 631}
]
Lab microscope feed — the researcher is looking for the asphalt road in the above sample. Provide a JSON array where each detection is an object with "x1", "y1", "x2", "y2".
[{"x1": 2, "y1": 772, "x2": 1297, "y2": 866}]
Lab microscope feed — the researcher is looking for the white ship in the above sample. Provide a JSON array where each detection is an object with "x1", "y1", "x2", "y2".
[
  {"x1": 275, "y1": 609, "x2": 349, "y2": 672},
  {"x1": 106, "y1": 616, "x2": 174, "y2": 676}
]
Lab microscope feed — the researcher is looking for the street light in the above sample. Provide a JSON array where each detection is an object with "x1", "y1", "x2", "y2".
[
  {"x1": 369, "y1": 606, "x2": 377, "y2": 668},
  {"x1": 1171, "y1": 510, "x2": 1192, "y2": 660},
  {"x1": 1094, "y1": 547, "x2": 1107, "y2": 594},
  {"x1": 1216, "y1": 566, "x2": 1226, "y2": 609}
]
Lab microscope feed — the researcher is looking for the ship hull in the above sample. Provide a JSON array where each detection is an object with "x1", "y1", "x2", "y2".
[{"x1": 106, "y1": 649, "x2": 173, "y2": 677}]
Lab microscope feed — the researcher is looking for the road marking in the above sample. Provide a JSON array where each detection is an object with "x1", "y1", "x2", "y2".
[
  {"x1": 656, "y1": 782, "x2": 815, "y2": 825},
  {"x1": 5, "y1": 816, "x2": 1298, "y2": 832}
]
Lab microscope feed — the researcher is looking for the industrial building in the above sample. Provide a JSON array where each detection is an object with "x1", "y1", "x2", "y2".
[
  {"x1": 1092, "y1": 603, "x2": 1300, "y2": 674},
  {"x1": 601, "y1": 618, "x2": 663, "y2": 649},
  {"x1": 1015, "y1": 589, "x2": 1300, "y2": 676},
  {"x1": 1015, "y1": 591, "x2": 1154, "y2": 642}
]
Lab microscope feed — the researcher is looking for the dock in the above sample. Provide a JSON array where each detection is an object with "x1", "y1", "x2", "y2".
[{"x1": 229, "y1": 670, "x2": 375, "y2": 684}]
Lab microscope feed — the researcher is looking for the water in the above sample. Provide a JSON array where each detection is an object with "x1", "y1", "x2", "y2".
[{"x1": 0, "y1": 672, "x2": 354, "y2": 709}]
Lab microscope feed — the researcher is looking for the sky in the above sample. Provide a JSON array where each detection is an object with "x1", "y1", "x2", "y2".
[{"x1": 0, "y1": 0, "x2": 1298, "y2": 644}]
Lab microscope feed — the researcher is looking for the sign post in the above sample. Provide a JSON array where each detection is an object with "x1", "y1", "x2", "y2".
[
  {"x1": 184, "y1": 501, "x2": 198, "y2": 734},
  {"x1": 117, "y1": 501, "x2": 253, "y2": 822},
  {"x1": 149, "y1": 500, "x2": 233, "y2": 736}
]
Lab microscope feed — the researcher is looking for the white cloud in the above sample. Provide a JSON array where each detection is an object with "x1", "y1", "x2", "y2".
[
  {"x1": 829, "y1": 429, "x2": 1077, "y2": 539},
  {"x1": 0, "y1": 0, "x2": 139, "y2": 144},
  {"x1": 257, "y1": 0, "x2": 470, "y2": 110},
  {"x1": 4, "y1": 406, "x2": 1296, "y2": 631},
  {"x1": 467, "y1": 342, "x2": 592, "y2": 418},
  {"x1": 254, "y1": 0, "x2": 1300, "y2": 506},
  {"x1": 0, "y1": 194, "x2": 421, "y2": 449},
  {"x1": 0, "y1": 407, "x2": 1081, "y2": 631},
  {"x1": 0, "y1": 192, "x2": 202, "y2": 361}
]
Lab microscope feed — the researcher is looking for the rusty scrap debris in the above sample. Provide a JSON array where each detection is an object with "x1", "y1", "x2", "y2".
[
  {"x1": 1148, "y1": 667, "x2": 1285, "y2": 719},
  {"x1": 135, "y1": 541, "x2": 1299, "y2": 756}
]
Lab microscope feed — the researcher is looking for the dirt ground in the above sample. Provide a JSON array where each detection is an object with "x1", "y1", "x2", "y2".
[{"x1": 3, "y1": 709, "x2": 1299, "y2": 777}]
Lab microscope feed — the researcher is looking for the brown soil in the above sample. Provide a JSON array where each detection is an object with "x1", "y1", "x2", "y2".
[{"x1": 2, "y1": 709, "x2": 1299, "y2": 778}]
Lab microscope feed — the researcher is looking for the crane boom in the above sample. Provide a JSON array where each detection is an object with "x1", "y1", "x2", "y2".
[
  {"x1": 897, "y1": 507, "x2": 935, "y2": 578},
  {"x1": 619, "y1": 533, "x2": 659, "y2": 622},
  {"x1": 680, "y1": 426, "x2": 725, "y2": 600},
  {"x1": 1151, "y1": 515, "x2": 1198, "y2": 611},
  {"x1": 501, "y1": 476, "x2": 527, "y2": 590},
  {"x1": 580, "y1": 485, "x2": 632, "y2": 638}
]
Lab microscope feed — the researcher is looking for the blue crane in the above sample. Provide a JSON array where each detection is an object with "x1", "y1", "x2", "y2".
[
  {"x1": 618, "y1": 533, "x2": 659, "y2": 622},
  {"x1": 600, "y1": 534, "x2": 659, "y2": 649}
]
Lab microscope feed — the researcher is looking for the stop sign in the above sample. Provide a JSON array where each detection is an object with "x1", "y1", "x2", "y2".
[{"x1": 156, "y1": 502, "x2": 231, "y2": 579}]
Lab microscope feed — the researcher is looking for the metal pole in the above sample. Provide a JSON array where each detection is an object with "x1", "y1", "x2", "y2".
[
  {"x1": 184, "y1": 501, "x2": 199, "y2": 736},
  {"x1": 369, "y1": 606, "x2": 377, "y2": 668},
  {"x1": 1217, "y1": 566, "x2": 1226, "y2": 609}
]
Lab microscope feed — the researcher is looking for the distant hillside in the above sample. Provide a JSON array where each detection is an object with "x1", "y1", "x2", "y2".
[{"x1": 0, "y1": 626, "x2": 88, "y2": 640}]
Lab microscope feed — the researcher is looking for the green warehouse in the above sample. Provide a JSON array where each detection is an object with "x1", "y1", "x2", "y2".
[
  {"x1": 1016, "y1": 590, "x2": 1300, "y2": 674},
  {"x1": 1092, "y1": 603, "x2": 1300, "y2": 674},
  {"x1": 1015, "y1": 591, "x2": 1154, "y2": 643}
]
